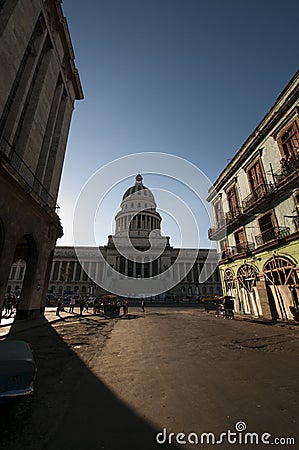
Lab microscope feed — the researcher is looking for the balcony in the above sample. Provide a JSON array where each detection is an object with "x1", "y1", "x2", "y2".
[
  {"x1": 208, "y1": 218, "x2": 226, "y2": 240},
  {"x1": 0, "y1": 136, "x2": 59, "y2": 213},
  {"x1": 242, "y1": 183, "x2": 274, "y2": 211},
  {"x1": 255, "y1": 226, "x2": 290, "y2": 246},
  {"x1": 225, "y1": 207, "x2": 242, "y2": 223},
  {"x1": 221, "y1": 242, "x2": 255, "y2": 260},
  {"x1": 273, "y1": 156, "x2": 299, "y2": 185}
]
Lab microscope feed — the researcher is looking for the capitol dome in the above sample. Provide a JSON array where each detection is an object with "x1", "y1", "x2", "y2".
[
  {"x1": 114, "y1": 174, "x2": 162, "y2": 241},
  {"x1": 122, "y1": 174, "x2": 155, "y2": 202}
]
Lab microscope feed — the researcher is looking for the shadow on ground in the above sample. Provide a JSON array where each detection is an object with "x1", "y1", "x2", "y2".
[{"x1": 0, "y1": 314, "x2": 180, "y2": 450}]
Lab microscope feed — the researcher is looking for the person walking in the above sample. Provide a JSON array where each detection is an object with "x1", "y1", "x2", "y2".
[
  {"x1": 79, "y1": 298, "x2": 85, "y2": 316},
  {"x1": 141, "y1": 299, "x2": 145, "y2": 312},
  {"x1": 123, "y1": 300, "x2": 128, "y2": 316},
  {"x1": 4, "y1": 295, "x2": 11, "y2": 316},
  {"x1": 69, "y1": 296, "x2": 75, "y2": 313},
  {"x1": 56, "y1": 297, "x2": 63, "y2": 317}
]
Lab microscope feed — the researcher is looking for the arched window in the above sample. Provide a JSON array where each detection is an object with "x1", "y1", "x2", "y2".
[
  {"x1": 263, "y1": 256, "x2": 299, "y2": 321},
  {"x1": 224, "y1": 269, "x2": 235, "y2": 291},
  {"x1": 237, "y1": 264, "x2": 257, "y2": 292},
  {"x1": 263, "y1": 256, "x2": 298, "y2": 286}
]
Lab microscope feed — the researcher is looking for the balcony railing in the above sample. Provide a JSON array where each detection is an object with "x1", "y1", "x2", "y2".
[
  {"x1": 293, "y1": 216, "x2": 299, "y2": 230},
  {"x1": 0, "y1": 136, "x2": 59, "y2": 213},
  {"x1": 255, "y1": 226, "x2": 290, "y2": 246},
  {"x1": 273, "y1": 156, "x2": 299, "y2": 185},
  {"x1": 221, "y1": 242, "x2": 255, "y2": 259},
  {"x1": 226, "y1": 207, "x2": 242, "y2": 223},
  {"x1": 242, "y1": 183, "x2": 274, "y2": 210},
  {"x1": 208, "y1": 218, "x2": 226, "y2": 240}
]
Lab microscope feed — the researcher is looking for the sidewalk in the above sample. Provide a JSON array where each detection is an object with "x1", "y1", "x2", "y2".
[
  {"x1": 0, "y1": 308, "x2": 65, "y2": 338},
  {"x1": 235, "y1": 313, "x2": 299, "y2": 331}
]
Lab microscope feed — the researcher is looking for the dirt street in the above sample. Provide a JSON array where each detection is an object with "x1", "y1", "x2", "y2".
[{"x1": 0, "y1": 307, "x2": 298, "y2": 450}]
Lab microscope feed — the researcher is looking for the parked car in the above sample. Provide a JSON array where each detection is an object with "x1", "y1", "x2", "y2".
[{"x1": 0, "y1": 340, "x2": 36, "y2": 401}]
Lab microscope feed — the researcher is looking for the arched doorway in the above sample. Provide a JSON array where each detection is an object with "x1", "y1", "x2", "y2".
[
  {"x1": 7, "y1": 259, "x2": 26, "y2": 294},
  {"x1": 11, "y1": 235, "x2": 38, "y2": 319},
  {"x1": 237, "y1": 264, "x2": 262, "y2": 317},
  {"x1": 263, "y1": 256, "x2": 299, "y2": 320},
  {"x1": 224, "y1": 268, "x2": 239, "y2": 313}
]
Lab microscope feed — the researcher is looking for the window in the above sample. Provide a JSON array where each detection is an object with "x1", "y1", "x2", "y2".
[
  {"x1": 264, "y1": 256, "x2": 298, "y2": 286},
  {"x1": 234, "y1": 228, "x2": 246, "y2": 253},
  {"x1": 226, "y1": 185, "x2": 239, "y2": 218},
  {"x1": 219, "y1": 238, "x2": 229, "y2": 258},
  {"x1": 213, "y1": 198, "x2": 225, "y2": 228},
  {"x1": 257, "y1": 212, "x2": 275, "y2": 244},
  {"x1": 10, "y1": 265, "x2": 17, "y2": 280},
  {"x1": 237, "y1": 264, "x2": 257, "y2": 292},
  {"x1": 224, "y1": 269, "x2": 235, "y2": 291},
  {"x1": 247, "y1": 159, "x2": 265, "y2": 192},
  {"x1": 259, "y1": 212, "x2": 274, "y2": 233},
  {"x1": 18, "y1": 266, "x2": 25, "y2": 280},
  {"x1": 278, "y1": 120, "x2": 299, "y2": 160}
]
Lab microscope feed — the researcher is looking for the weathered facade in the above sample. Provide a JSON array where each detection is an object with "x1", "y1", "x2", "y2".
[
  {"x1": 0, "y1": 0, "x2": 83, "y2": 318},
  {"x1": 208, "y1": 71, "x2": 299, "y2": 320},
  {"x1": 9, "y1": 175, "x2": 222, "y2": 301}
]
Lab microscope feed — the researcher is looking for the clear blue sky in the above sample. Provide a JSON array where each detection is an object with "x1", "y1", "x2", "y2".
[{"x1": 58, "y1": 0, "x2": 299, "y2": 248}]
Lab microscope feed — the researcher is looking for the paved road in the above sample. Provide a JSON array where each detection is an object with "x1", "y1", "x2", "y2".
[{"x1": 1, "y1": 307, "x2": 298, "y2": 449}]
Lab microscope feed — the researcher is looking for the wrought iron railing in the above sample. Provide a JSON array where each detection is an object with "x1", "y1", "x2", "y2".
[
  {"x1": 226, "y1": 207, "x2": 242, "y2": 223},
  {"x1": 242, "y1": 183, "x2": 274, "y2": 210},
  {"x1": 0, "y1": 136, "x2": 60, "y2": 213},
  {"x1": 221, "y1": 242, "x2": 255, "y2": 259},
  {"x1": 255, "y1": 226, "x2": 290, "y2": 246},
  {"x1": 273, "y1": 155, "x2": 299, "y2": 185},
  {"x1": 293, "y1": 216, "x2": 299, "y2": 230},
  {"x1": 208, "y1": 220, "x2": 226, "y2": 240}
]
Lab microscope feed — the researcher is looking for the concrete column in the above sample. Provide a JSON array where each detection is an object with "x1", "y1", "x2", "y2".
[
  {"x1": 43, "y1": 91, "x2": 69, "y2": 196},
  {"x1": 65, "y1": 262, "x2": 70, "y2": 282},
  {"x1": 255, "y1": 280, "x2": 273, "y2": 319},
  {"x1": 57, "y1": 261, "x2": 62, "y2": 281},
  {"x1": 13, "y1": 41, "x2": 53, "y2": 161},
  {"x1": 141, "y1": 259, "x2": 145, "y2": 278},
  {"x1": 0, "y1": 27, "x2": 47, "y2": 144},
  {"x1": 95, "y1": 262, "x2": 99, "y2": 284},
  {"x1": 35, "y1": 80, "x2": 64, "y2": 188}
]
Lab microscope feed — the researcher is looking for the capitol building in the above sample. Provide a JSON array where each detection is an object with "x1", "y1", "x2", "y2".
[{"x1": 8, "y1": 175, "x2": 222, "y2": 302}]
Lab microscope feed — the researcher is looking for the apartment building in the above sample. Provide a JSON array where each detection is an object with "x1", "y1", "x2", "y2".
[{"x1": 208, "y1": 71, "x2": 299, "y2": 320}]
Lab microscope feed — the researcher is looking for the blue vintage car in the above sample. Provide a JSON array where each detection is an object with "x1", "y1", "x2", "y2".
[{"x1": 0, "y1": 340, "x2": 36, "y2": 401}]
